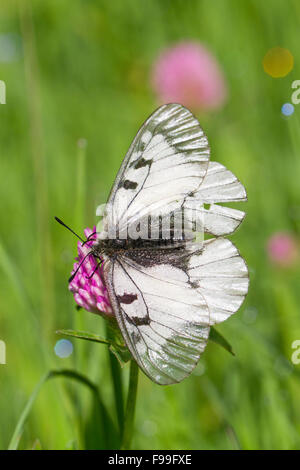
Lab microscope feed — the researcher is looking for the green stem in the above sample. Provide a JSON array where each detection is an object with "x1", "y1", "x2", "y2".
[
  {"x1": 106, "y1": 324, "x2": 124, "y2": 438},
  {"x1": 121, "y1": 360, "x2": 139, "y2": 450}
]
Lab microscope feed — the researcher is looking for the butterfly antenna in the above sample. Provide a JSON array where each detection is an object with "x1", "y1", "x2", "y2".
[
  {"x1": 81, "y1": 231, "x2": 98, "y2": 247},
  {"x1": 69, "y1": 251, "x2": 94, "y2": 283},
  {"x1": 86, "y1": 259, "x2": 103, "y2": 280},
  {"x1": 54, "y1": 216, "x2": 85, "y2": 243}
]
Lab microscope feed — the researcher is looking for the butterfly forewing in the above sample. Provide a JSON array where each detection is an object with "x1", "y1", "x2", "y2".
[{"x1": 104, "y1": 103, "x2": 210, "y2": 238}]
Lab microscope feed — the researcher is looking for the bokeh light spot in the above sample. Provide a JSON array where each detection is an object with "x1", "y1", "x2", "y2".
[
  {"x1": 151, "y1": 41, "x2": 227, "y2": 111},
  {"x1": 54, "y1": 339, "x2": 73, "y2": 358},
  {"x1": 263, "y1": 47, "x2": 294, "y2": 77},
  {"x1": 281, "y1": 103, "x2": 294, "y2": 116}
]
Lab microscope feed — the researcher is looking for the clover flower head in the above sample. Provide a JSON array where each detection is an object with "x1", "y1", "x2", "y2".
[
  {"x1": 267, "y1": 232, "x2": 299, "y2": 267},
  {"x1": 69, "y1": 226, "x2": 113, "y2": 316},
  {"x1": 151, "y1": 41, "x2": 227, "y2": 112}
]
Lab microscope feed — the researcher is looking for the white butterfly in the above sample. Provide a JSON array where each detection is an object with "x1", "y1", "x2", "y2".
[{"x1": 94, "y1": 103, "x2": 248, "y2": 385}]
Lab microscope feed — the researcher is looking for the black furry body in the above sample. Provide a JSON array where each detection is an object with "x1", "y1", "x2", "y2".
[{"x1": 92, "y1": 237, "x2": 189, "y2": 268}]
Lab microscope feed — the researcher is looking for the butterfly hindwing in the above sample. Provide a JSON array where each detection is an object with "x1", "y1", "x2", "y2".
[{"x1": 103, "y1": 238, "x2": 248, "y2": 385}]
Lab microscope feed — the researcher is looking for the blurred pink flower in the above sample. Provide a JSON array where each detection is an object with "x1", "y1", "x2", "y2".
[
  {"x1": 151, "y1": 41, "x2": 227, "y2": 111},
  {"x1": 267, "y1": 232, "x2": 299, "y2": 267},
  {"x1": 69, "y1": 226, "x2": 113, "y2": 316}
]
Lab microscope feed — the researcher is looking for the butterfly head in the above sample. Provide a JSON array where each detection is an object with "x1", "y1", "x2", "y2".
[{"x1": 55, "y1": 217, "x2": 104, "y2": 281}]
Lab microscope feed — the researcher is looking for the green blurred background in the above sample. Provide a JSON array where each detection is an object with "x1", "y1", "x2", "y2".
[{"x1": 1, "y1": 0, "x2": 300, "y2": 450}]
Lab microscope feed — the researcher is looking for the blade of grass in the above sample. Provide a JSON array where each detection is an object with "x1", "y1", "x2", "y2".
[
  {"x1": 57, "y1": 328, "x2": 131, "y2": 366},
  {"x1": 0, "y1": 239, "x2": 34, "y2": 316},
  {"x1": 18, "y1": 0, "x2": 54, "y2": 334},
  {"x1": 8, "y1": 369, "x2": 117, "y2": 450},
  {"x1": 8, "y1": 372, "x2": 49, "y2": 450},
  {"x1": 73, "y1": 139, "x2": 88, "y2": 372},
  {"x1": 56, "y1": 329, "x2": 111, "y2": 345},
  {"x1": 74, "y1": 138, "x2": 87, "y2": 229},
  {"x1": 209, "y1": 326, "x2": 235, "y2": 356}
]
